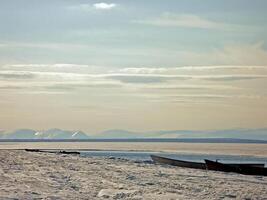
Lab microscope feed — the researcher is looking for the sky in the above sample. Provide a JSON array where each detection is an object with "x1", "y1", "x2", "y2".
[{"x1": 0, "y1": 0, "x2": 267, "y2": 134}]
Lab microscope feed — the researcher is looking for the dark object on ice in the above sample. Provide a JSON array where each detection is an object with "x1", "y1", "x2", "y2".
[
  {"x1": 205, "y1": 159, "x2": 241, "y2": 173},
  {"x1": 151, "y1": 155, "x2": 206, "y2": 169},
  {"x1": 25, "y1": 149, "x2": 40, "y2": 152},
  {"x1": 205, "y1": 159, "x2": 264, "y2": 169},
  {"x1": 59, "y1": 150, "x2": 80, "y2": 155},
  {"x1": 205, "y1": 159, "x2": 267, "y2": 176},
  {"x1": 25, "y1": 149, "x2": 80, "y2": 155},
  {"x1": 151, "y1": 155, "x2": 265, "y2": 170}
]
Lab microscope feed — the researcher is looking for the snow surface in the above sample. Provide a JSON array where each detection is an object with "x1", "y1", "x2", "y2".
[{"x1": 0, "y1": 150, "x2": 266, "y2": 199}]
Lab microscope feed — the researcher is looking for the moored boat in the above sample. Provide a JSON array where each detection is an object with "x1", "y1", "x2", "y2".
[
  {"x1": 25, "y1": 149, "x2": 80, "y2": 155},
  {"x1": 239, "y1": 165, "x2": 267, "y2": 176},
  {"x1": 151, "y1": 155, "x2": 265, "y2": 170},
  {"x1": 205, "y1": 159, "x2": 267, "y2": 176},
  {"x1": 59, "y1": 150, "x2": 80, "y2": 155},
  {"x1": 205, "y1": 159, "x2": 241, "y2": 173},
  {"x1": 151, "y1": 155, "x2": 206, "y2": 169}
]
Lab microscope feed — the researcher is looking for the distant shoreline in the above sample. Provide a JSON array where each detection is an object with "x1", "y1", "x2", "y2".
[{"x1": 0, "y1": 138, "x2": 267, "y2": 144}]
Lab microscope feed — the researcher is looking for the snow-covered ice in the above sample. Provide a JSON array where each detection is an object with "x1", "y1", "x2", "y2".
[{"x1": 0, "y1": 150, "x2": 266, "y2": 199}]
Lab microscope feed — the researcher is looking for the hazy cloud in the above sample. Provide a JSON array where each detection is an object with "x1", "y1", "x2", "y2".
[
  {"x1": 0, "y1": 71, "x2": 36, "y2": 79},
  {"x1": 105, "y1": 73, "x2": 267, "y2": 83},
  {"x1": 2, "y1": 68, "x2": 267, "y2": 83},
  {"x1": 171, "y1": 94, "x2": 261, "y2": 99},
  {"x1": 120, "y1": 66, "x2": 267, "y2": 74},
  {"x1": 134, "y1": 13, "x2": 237, "y2": 30},
  {"x1": 105, "y1": 75, "x2": 178, "y2": 84},
  {"x1": 146, "y1": 84, "x2": 239, "y2": 91},
  {"x1": 214, "y1": 42, "x2": 267, "y2": 66},
  {"x1": 202, "y1": 75, "x2": 267, "y2": 81},
  {"x1": 69, "y1": 2, "x2": 117, "y2": 12},
  {"x1": 4, "y1": 64, "x2": 90, "y2": 69},
  {"x1": 0, "y1": 85, "x2": 25, "y2": 90},
  {"x1": 93, "y1": 3, "x2": 117, "y2": 10},
  {"x1": 0, "y1": 42, "x2": 88, "y2": 50},
  {"x1": 44, "y1": 82, "x2": 122, "y2": 91}
]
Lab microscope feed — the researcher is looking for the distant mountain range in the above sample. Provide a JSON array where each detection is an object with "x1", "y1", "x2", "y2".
[
  {"x1": 96, "y1": 128, "x2": 267, "y2": 140},
  {"x1": 0, "y1": 128, "x2": 267, "y2": 141},
  {"x1": 0, "y1": 128, "x2": 89, "y2": 140}
]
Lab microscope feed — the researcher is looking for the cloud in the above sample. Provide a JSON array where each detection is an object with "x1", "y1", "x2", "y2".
[
  {"x1": 176, "y1": 65, "x2": 267, "y2": 71},
  {"x1": 157, "y1": 94, "x2": 263, "y2": 106},
  {"x1": 2, "y1": 68, "x2": 267, "y2": 84},
  {"x1": 134, "y1": 13, "x2": 236, "y2": 30},
  {"x1": 95, "y1": 73, "x2": 267, "y2": 84},
  {"x1": 1, "y1": 64, "x2": 109, "y2": 77},
  {"x1": 143, "y1": 93, "x2": 264, "y2": 105},
  {"x1": 202, "y1": 75, "x2": 267, "y2": 81},
  {"x1": 4, "y1": 64, "x2": 89, "y2": 69},
  {"x1": 68, "y1": 2, "x2": 117, "y2": 12},
  {"x1": 93, "y1": 3, "x2": 117, "y2": 10},
  {"x1": 44, "y1": 83, "x2": 122, "y2": 91},
  {"x1": 97, "y1": 74, "x2": 267, "y2": 83},
  {"x1": 214, "y1": 42, "x2": 267, "y2": 66},
  {"x1": 171, "y1": 94, "x2": 261, "y2": 99},
  {"x1": 105, "y1": 75, "x2": 176, "y2": 84},
  {"x1": 119, "y1": 66, "x2": 267, "y2": 74},
  {"x1": 0, "y1": 80, "x2": 122, "y2": 94},
  {"x1": 108, "y1": 69, "x2": 267, "y2": 83},
  {"x1": 23, "y1": 91, "x2": 68, "y2": 95},
  {"x1": 0, "y1": 71, "x2": 36, "y2": 79},
  {"x1": 0, "y1": 85, "x2": 25, "y2": 90},
  {"x1": 1, "y1": 63, "x2": 266, "y2": 110},
  {"x1": 1, "y1": 62, "x2": 266, "y2": 103},
  {"x1": 1, "y1": 64, "x2": 92, "y2": 72},
  {"x1": 0, "y1": 42, "x2": 88, "y2": 50},
  {"x1": 146, "y1": 84, "x2": 239, "y2": 91}
]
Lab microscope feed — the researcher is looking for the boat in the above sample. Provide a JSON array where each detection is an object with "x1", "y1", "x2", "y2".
[
  {"x1": 151, "y1": 155, "x2": 206, "y2": 169},
  {"x1": 59, "y1": 150, "x2": 80, "y2": 155},
  {"x1": 25, "y1": 149, "x2": 40, "y2": 152},
  {"x1": 205, "y1": 159, "x2": 267, "y2": 176},
  {"x1": 25, "y1": 149, "x2": 80, "y2": 155},
  {"x1": 205, "y1": 159, "x2": 241, "y2": 173},
  {"x1": 238, "y1": 164, "x2": 267, "y2": 176},
  {"x1": 151, "y1": 155, "x2": 265, "y2": 170}
]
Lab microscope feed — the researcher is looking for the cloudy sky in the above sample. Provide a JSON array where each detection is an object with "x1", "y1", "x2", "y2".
[{"x1": 0, "y1": 0, "x2": 267, "y2": 134}]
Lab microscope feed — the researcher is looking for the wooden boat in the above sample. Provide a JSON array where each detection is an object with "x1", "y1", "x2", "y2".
[
  {"x1": 205, "y1": 159, "x2": 267, "y2": 176},
  {"x1": 151, "y1": 155, "x2": 206, "y2": 169},
  {"x1": 227, "y1": 163, "x2": 264, "y2": 168},
  {"x1": 25, "y1": 149, "x2": 40, "y2": 152},
  {"x1": 151, "y1": 155, "x2": 265, "y2": 170},
  {"x1": 239, "y1": 165, "x2": 267, "y2": 176},
  {"x1": 205, "y1": 159, "x2": 241, "y2": 173},
  {"x1": 59, "y1": 150, "x2": 80, "y2": 155},
  {"x1": 25, "y1": 149, "x2": 80, "y2": 155}
]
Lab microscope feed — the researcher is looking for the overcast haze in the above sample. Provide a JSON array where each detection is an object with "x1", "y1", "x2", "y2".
[{"x1": 0, "y1": 0, "x2": 267, "y2": 134}]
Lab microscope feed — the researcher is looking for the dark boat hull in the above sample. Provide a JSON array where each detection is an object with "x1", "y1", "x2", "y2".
[
  {"x1": 205, "y1": 159, "x2": 241, "y2": 173},
  {"x1": 25, "y1": 149, "x2": 80, "y2": 155},
  {"x1": 239, "y1": 165, "x2": 267, "y2": 176},
  {"x1": 59, "y1": 150, "x2": 80, "y2": 155},
  {"x1": 205, "y1": 159, "x2": 267, "y2": 176},
  {"x1": 151, "y1": 155, "x2": 265, "y2": 171},
  {"x1": 151, "y1": 155, "x2": 206, "y2": 169}
]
